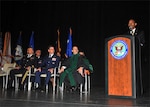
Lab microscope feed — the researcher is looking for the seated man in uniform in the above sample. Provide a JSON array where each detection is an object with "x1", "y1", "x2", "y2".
[
  {"x1": 59, "y1": 46, "x2": 93, "y2": 92},
  {"x1": 20, "y1": 47, "x2": 36, "y2": 89},
  {"x1": 35, "y1": 45, "x2": 60, "y2": 91},
  {"x1": 34, "y1": 49, "x2": 43, "y2": 89},
  {"x1": 8, "y1": 47, "x2": 36, "y2": 90}
]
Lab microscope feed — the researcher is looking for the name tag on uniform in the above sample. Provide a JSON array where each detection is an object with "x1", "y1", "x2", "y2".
[
  {"x1": 38, "y1": 60, "x2": 42, "y2": 64},
  {"x1": 52, "y1": 58, "x2": 56, "y2": 61},
  {"x1": 30, "y1": 57, "x2": 34, "y2": 60}
]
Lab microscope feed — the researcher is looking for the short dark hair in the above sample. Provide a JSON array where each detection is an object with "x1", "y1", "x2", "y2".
[
  {"x1": 28, "y1": 46, "x2": 34, "y2": 49},
  {"x1": 129, "y1": 18, "x2": 137, "y2": 23},
  {"x1": 72, "y1": 45, "x2": 79, "y2": 49},
  {"x1": 48, "y1": 45, "x2": 55, "y2": 49},
  {"x1": 35, "y1": 49, "x2": 41, "y2": 52}
]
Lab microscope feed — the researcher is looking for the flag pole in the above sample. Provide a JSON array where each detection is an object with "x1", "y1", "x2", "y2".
[
  {"x1": 57, "y1": 29, "x2": 61, "y2": 52},
  {"x1": 20, "y1": 31, "x2": 22, "y2": 35},
  {"x1": 56, "y1": 29, "x2": 61, "y2": 57},
  {"x1": 69, "y1": 27, "x2": 72, "y2": 36}
]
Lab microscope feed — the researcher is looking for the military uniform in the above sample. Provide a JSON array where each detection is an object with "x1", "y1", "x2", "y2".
[
  {"x1": 9, "y1": 54, "x2": 36, "y2": 88},
  {"x1": 34, "y1": 56, "x2": 43, "y2": 68},
  {"x1": 20, "y1": 54, "x2": 36, "y2": 85},
  {"x1": 35, "y1": 54, "x2": 60, "y2": 86},
  {"x1": 34, "y1": 56, "x2": 43, "y2": 85}
]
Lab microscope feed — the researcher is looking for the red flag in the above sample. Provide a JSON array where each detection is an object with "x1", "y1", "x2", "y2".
[
  {"x1": 0, "y1": 32, "x2": 2, "y2": 66},
  {"x1": 2, "y1": 32, "x2": 12, "y2": 65}
]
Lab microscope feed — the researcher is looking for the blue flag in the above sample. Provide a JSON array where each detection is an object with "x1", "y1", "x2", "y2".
[
  {"x1": 29, "y1": 31, "x2": 34, "y2": 49},
  {"x1": 14, "y1": 32, "x2": 23, "y2": 62},
  {"x1": 17, "y1": 32, "x2": 22, "y2": 45},
  {"x1": 66, "y1": 28, "x2": 72, "y2": 57}
]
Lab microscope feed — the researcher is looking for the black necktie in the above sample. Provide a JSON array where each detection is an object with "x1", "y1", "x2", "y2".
[{"x1": 130, "y1": 30, "x2": 134, "y2": 35}]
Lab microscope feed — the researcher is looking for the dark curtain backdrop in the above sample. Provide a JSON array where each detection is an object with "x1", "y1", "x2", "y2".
[{"x1": 1, "y1": 1, "x2": 150, "y2": 88}]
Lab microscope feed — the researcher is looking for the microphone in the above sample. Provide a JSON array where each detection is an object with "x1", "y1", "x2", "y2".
[{"x1": 129, "y1": 26, "x2": 133, "y2": 30}]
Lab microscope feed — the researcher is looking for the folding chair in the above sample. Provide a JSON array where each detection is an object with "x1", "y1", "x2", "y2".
[
  {"x1": 0, "y1": 63, "x2": 16, "y2": 89},
  {"x1": 59, "y1": 71, "x2": 91, "y2": 93},
  {"x1": 15, "y1": 67, "x2": 59, "y2": 91},
  {"x1": 15, "y1": 68, "x2": 35, "y2": 91},
  {"x1": 80, "y1": 73, "x2": 91, "y2": 93},
  {"x1": 0, "y1": 73, "x2": 6, "y2": 88},
  {"x1": 15, "y1": 73, "x2": 22, "y2": 90},
  {"x1": 39, "y1": 67, "x2": 59, "y2": 91}
]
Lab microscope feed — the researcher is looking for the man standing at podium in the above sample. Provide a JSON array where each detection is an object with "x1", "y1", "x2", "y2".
[
  {"x1": 127, "y1": 19, "x2": 145, "y2": 46},
  {"x1": 126, "y1": 19, "x2": 145, "y2": 97}
]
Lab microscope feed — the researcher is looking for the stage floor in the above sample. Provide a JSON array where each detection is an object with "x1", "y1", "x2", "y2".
[{"x1": 0, "y1": 87, "x2": 149, "y2": 107}]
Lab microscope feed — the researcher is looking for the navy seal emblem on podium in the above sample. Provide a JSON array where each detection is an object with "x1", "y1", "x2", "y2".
[{"x1": 110, "y1": 40, "x2": 128, "y2": 60}]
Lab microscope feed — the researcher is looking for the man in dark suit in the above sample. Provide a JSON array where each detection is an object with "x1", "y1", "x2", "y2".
[
  {"x1": 126, "y1": 19, "x2": 145, "y2": 97},
  {"x1": 8, "y1": 47, "x2": 36, "y2": 89},
  {"x1": 127, "y1": 19, "x2": 145, "y2": 46},
  {"x1": 35, "y1": 46, "x2": 60, "y2": 90}
]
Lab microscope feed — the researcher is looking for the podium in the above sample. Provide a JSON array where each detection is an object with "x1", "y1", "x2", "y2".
[{"x1": 105, "y1": 35, "x2": 142, "y2": 98}]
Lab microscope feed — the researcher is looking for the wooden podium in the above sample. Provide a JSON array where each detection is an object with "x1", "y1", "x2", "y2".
[{"x1": 105, "y1": 35, "x2": 142, "y2": 98}]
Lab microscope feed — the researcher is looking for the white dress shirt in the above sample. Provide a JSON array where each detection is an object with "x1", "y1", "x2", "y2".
[
  {"x1": 130, "y1": 28, "x2": 136, "y2": 36},
  {"x1": 49, "y1": 54, "x2": 54, "y2": 58}
]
